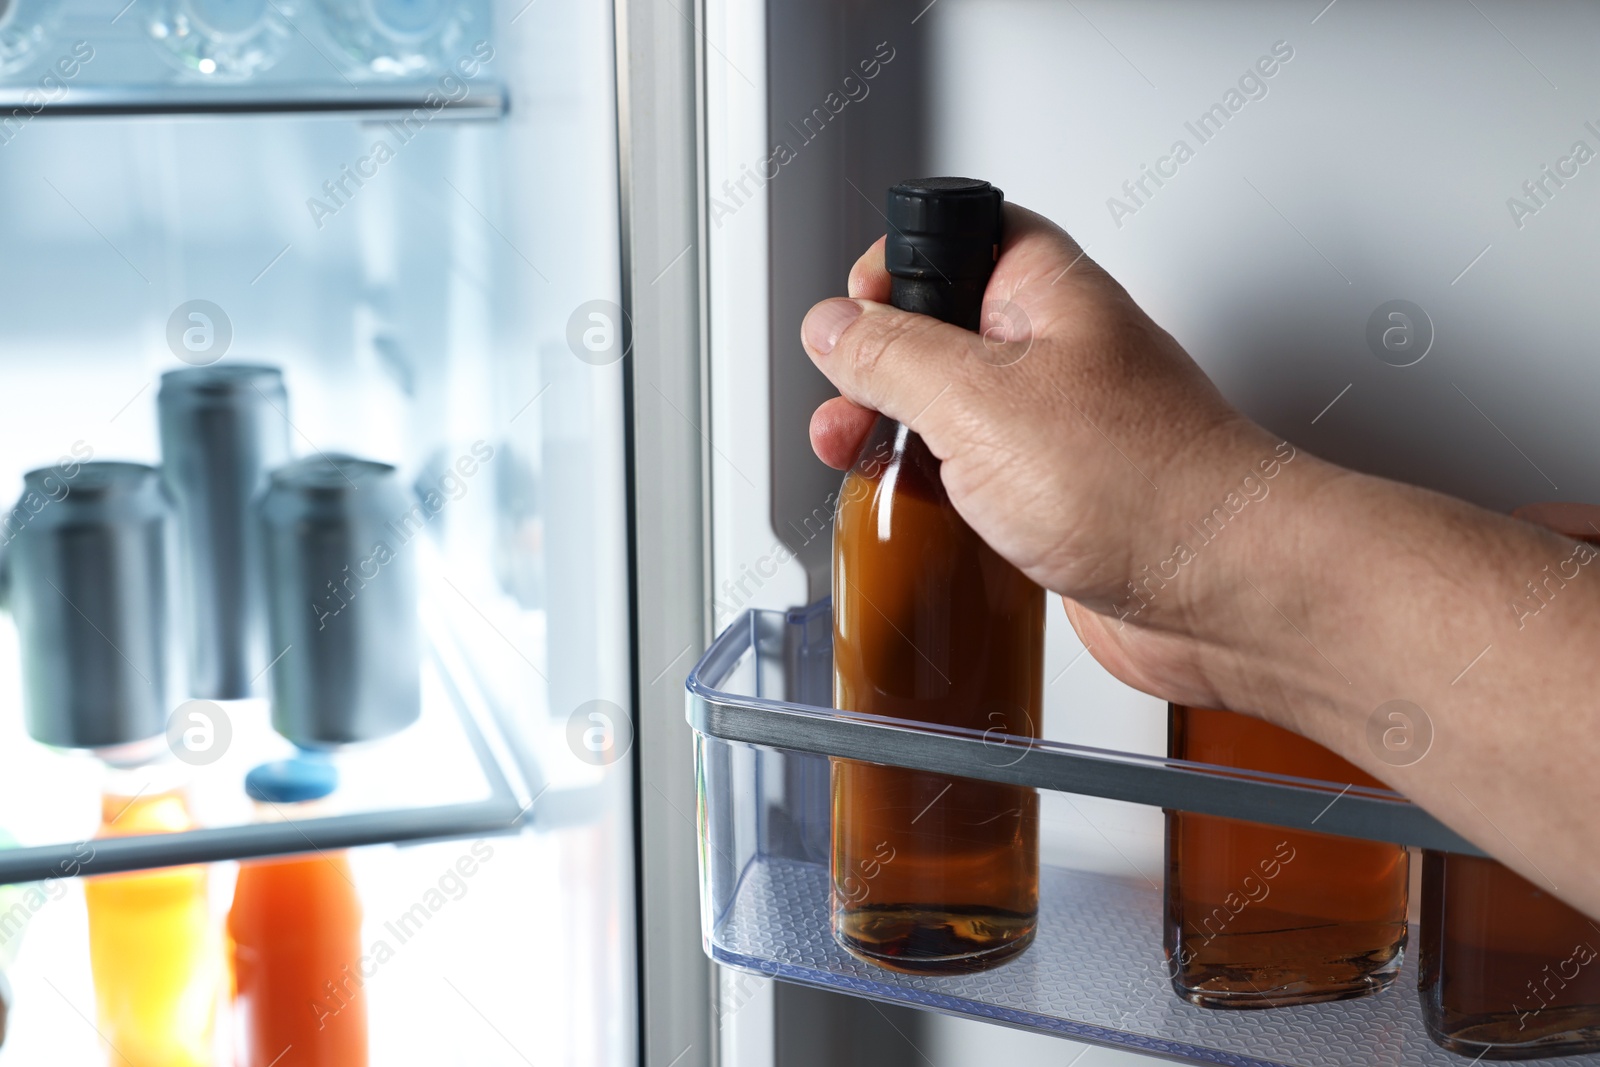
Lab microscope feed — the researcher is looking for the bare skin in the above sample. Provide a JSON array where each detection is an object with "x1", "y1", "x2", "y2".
[{"x1": 800, "y1": 203, "x2": 1600, "y2": 919}]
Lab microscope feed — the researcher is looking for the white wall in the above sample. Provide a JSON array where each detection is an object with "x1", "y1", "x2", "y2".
[{"x1": 928, "y1": 0, "x2": 1600, "y2": 512}]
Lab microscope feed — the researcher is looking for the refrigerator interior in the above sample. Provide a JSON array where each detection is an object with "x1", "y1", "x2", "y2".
[
  {"x1": 705, "y1": 0, "x2": 1600, "y2": 1063},
  {"x1": 0, "y1": 1, "x2": 635, "y2": 1064}
]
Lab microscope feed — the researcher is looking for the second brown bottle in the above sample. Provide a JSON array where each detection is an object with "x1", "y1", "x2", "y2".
[{"x1": 1166, "y1": 705, "x2": 1410, "y2": 1007}]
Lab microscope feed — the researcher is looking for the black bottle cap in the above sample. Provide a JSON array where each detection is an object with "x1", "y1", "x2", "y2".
[{"x1": 884, "y1": 177, "x2": 1003, "y2": 281}]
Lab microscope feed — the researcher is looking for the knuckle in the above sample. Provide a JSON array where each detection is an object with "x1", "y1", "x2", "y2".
[
  {"x1": 838, "y1": 311, "x2": 899, "y2": 379},
  {"x1": 841, "y1": 312, "x2": 938, "y2": 382}
]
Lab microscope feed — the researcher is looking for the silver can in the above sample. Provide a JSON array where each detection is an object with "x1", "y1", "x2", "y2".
[
  {"x1": 258, "y1": 454, "x2": 421, "y2": 747},
  {"x1": 9, "y1": 462, "x2": 173, "y2": 750},
  {"x1": 158, "y1": 364, "x2": 291, "y2": 700}
]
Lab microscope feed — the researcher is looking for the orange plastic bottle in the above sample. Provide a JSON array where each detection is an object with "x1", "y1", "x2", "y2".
[
  {"x1": 84, "y1": 766, "x2": 220, "y2": 1067},
  {"x1": 228, "y1": 759, "x2": 367, "y2": 1067}
]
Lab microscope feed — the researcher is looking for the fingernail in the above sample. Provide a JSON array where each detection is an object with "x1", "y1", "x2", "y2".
[{"x1": 802, "y1": 299, "x2": 862, "y2": 356}]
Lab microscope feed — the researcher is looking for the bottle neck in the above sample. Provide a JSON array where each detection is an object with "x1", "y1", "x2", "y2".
[
  {"x1": 99, "y1": 755, "x2": 191, "y2": 800},
  {"x1": 889, "y1": 276, "x2": 986, "y2": 332},
  {"x1": 98, "y1": 760, "x2": 194, "y2": 835},
  {"x1": 251, "y1": 798, "x2": 325, "y2": 822},
  {"x1": 866, "y1": 274, "x2": 986, "y2": 470}
]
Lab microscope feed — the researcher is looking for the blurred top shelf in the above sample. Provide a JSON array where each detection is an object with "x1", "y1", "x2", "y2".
[{"x1": 0, "y1": 0, "x2": 505, "y2": 121}]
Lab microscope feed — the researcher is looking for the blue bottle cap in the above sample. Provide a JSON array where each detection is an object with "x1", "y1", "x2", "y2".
[{"x1": 245, "y1": 758, "x2": 339, "y2": 804}]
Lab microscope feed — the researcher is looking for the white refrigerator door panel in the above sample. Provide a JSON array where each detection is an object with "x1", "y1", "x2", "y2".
[{"x1": 928, "y1": 0, "x2": 1600, "y2": 513}]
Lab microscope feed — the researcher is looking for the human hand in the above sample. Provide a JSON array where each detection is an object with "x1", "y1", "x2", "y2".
[
  {"x1": 801, "y1": 203, "x2": 1323, "y2": 706},
  {"x1": 803, "y1": 202, "x2": 1600, "y2": 918},
  {"x1": 801, "y1": 200, "x2": 1600, "y2": 916}
]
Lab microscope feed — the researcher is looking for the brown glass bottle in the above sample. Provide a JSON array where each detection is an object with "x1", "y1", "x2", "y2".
[
  {"x1": 1417, "y1": 501, "x2": 1600, "y2": 1059},
  {"x1": 1166, "y1": 706, "x2": 1409, "y2": 1008},
  {"x1": 831, "y1": 178, "x2": 1045, "y2": 975}
]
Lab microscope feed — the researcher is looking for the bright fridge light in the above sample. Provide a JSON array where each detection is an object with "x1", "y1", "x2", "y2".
[{"x1": 0, "y1": 2, "x2": 636, "y2": 1065}]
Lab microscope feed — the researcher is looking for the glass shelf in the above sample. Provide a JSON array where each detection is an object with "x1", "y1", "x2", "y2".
[
  {"x1": 683, "y1": 605, "x2": 1585, "y2": 1066},
  {"x1": 0, "y1": 0, "x2": 504, "y2": 120},
  {"x1": 0, "y1": 584, "x2": 590, "y2": 886}
]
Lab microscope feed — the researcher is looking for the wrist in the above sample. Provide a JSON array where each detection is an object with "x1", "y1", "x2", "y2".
[
  {"x1": 1128, "y1": 430, "x2": 1358, "y2": 723},
  {"x1": 1198, "y1": 452, "x2": 1364, "y2": 728},
  {"x1": 1112, "y1": 419, "x2": 1310, "y2": 635}
]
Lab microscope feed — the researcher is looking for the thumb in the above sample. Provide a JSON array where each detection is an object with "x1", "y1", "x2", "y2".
[{"x1": 801, "y1": 297, "x2": 984, "y2": 447}]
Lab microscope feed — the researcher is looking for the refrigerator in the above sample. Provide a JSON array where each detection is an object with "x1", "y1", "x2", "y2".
[{"x1": 0, "y1": 0, "x2": 1596, "y2": 1066}]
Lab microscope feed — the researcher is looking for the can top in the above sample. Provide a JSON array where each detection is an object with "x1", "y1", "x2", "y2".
[
  {"x1": 269, "y1": 453, "x2": 396, "y2": 495},
  {"x1": 159, "y1": 363, "x2": 285, "y2": 403},
  {"x1": 23, "y1": 460, "x2": 159, "y2": 500},
  {"x1": 885, "y1": 177, "x2": 1003, "y2": 281}
]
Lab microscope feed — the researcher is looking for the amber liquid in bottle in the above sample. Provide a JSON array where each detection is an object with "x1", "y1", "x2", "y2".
[
  {"x1": 830, "y1": 177, "x2": 1044, "y2": 975},
  {"x1": 1420, "y1": 853, "x2": 1600, "y2": 1059},
  {"x1": 1417, "y1": 502, "x2": 1600, "y2": 1059},
  {"x1": 832, "y1": 417, "x2": 1044, "y2": 973},
  {"x1": 1166, "y1": 706, "x2": 1409, "y2": 1008}
]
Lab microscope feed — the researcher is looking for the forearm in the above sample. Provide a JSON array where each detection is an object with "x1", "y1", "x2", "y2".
[{"x1": 1211, "y1": 452, "x2": 1600, "y2": 915}]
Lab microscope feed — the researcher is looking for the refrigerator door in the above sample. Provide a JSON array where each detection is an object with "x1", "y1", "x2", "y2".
[
  {"x1": 614, "y1": 0, "x2": 715, "y2": 1063},
  {"x1": 704, "y1": 0, "x2": 1600, "y2": 1065}
]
